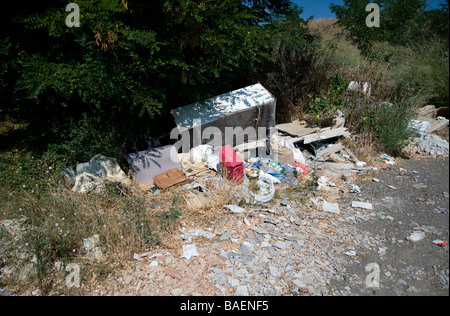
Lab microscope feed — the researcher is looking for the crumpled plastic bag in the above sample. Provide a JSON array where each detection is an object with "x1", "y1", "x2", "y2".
[
  {"x1": 237, "y1": 171, "x2": 276, "y2": 204},
  {"x1": 254, "y1": 171, "x2": 276, "y2": 203},
  {"x1": 190, "y1": 145, "x2": 214, "y2": 163},
  {"x1": 406, "y1": 231, "x2": 425, "y2": 242}
]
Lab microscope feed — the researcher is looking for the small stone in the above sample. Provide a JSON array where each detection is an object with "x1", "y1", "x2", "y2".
[
  {"x1": 236, "y1": 285, "x2": 249, "y2": 296},
  {"x1": 323, "y1": 200, "x2": 340, "y2": 214},
  {"x1": 398, "y1": 279, "x2": 408, "y2": 286},
  {"x1": 269, "y1": 266, "x2": 282, "y2": 278},
  {"x1": 164, "y1": 266, "x2": 182, "y2": 280},
  {"x1": 171, "y1": 288, "x2": 183, "y2": 296},
  {"x1": 124, "y1": 275, "x2": 133, "y2": 285},
  {"x1": 273, "y1": 241, "x2": 286, "y2": 250}
]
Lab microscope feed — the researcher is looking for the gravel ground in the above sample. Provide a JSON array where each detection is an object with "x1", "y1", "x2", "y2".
[
  {"x1": 80, "y1": 157, "x2": 449, "y2": 297},
  {"x1": 1, "y1": 157, "x2": 448, "y2": 297},
  {"x1": 331, "y1": 157, "x2": 449, "y2": 296}
]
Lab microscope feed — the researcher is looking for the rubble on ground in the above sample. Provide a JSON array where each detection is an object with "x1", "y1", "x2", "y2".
[
  {"x1": 63, "y1": 154, "x2": 130, "y2": 193},
  {"x1": 409, "y1": 105, "x2": 450, "y2": 157},
  {"x1": 20, "y1": 86, "x2": 444, "y2": 297}
]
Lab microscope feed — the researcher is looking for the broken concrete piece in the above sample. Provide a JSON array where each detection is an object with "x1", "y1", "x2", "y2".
[
  {"x1": 183, "y1": 191, "x2": 214, "y2": 209},
  {"x1": 164, "y1": 266, "x2": 182, "y2": 280},
  {"x1": 332, "y1": 109, "x2": 346, "y2": 129},
  {"x1": 83, "y1": 235, "x2": 103, "y2": 260},
  {"x1": 76, "y1": 155, "x2": 130, "y2": 185},
  {"x1": 406, "y1": 231, "x2": 425, "y2": 242},
  {"x1": 303, "y1": 127, "x2": 347, "y2": 145},
  {"x1": 315, "y1": 143, "x2": 344, "y2": 158},
  {"x1": 61, "y1": 166, "x2": 76, "y2": 189},
  {"x1": 276, "y1": 120, "x2": 319, "y2": 137},
  {"x1": 181, "y1": 244, "x2": 199, "y2": 260},
  {"x1": 409, "y1": 120, "x2": 431, "y2": 134},
  {"x1": 323, "y1": 200, "x2": 340, "y2": 214},
  {"x1": 415, "y1": 134, "x2": 449, "y2": 156},
  {"x1": 225, "y1": 205, "x2": 245, "y2": 214},
  {"x1": 323, "y1": 169, "x2": 344, "y2": 179},
  {"x1": 344, "y1": 250, "x2": 356, "y2": 257},
  {"x1": 271, "y1": 142, "x2": 295, "y2": 166},
  {"x1": 416, "y1": 105, "x2": 437, "y2": 120},
  {"x1": 352, "y1": 201, "x2": 373, "y2": 210},
  {"x1": 72, "y1": 173, "x2": 105, "y2": 194},
  {"x1": 72, "y1": 155, "x2": 130, "y2": 193},
  {"x1": 317, "y1": 162, "x2": 355, "y2": 170},
  {"x1": 428, "y1": 118, "x2": 449, "y2": 133}
]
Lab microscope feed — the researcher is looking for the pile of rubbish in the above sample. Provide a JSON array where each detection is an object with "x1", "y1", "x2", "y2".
[
  {"x1": 61, "y1": 85, "x2": 449, "y2": 203},
  {"x1": 409, "y1": 105, "x2": 449, "y2": 157}
]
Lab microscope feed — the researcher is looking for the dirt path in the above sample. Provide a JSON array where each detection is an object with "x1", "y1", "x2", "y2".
[{"x1": 331, "y1": 157, "x2": 449, "y2": 296}]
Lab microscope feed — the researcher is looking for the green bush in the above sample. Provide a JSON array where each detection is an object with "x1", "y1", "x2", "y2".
[
  {"x1": 306, "y1": 76, "x2": 348, "y2": 126},
  {"x1": 331, "y1": 0, "x2": 449, "y2": 109},
  {"x1": 371, "y1": 102, "x2": 415, "y2": 157},
  {"x1": 1, "y1": 0, "x2": 313, "y2": 164}
]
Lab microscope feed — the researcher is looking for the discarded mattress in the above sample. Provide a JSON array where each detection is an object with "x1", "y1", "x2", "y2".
[
  {"x1": 126, "y1": 145, "x2": 182, "y2": 184},
  {"x1": 171, "y1": 83, "x2": 276, "y2": 149}
]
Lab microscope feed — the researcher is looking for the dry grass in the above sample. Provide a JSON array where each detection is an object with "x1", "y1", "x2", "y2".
[
  {"x1": 308, "y1": 18, "x2": 341, "y2": 39},
  {"x1": 0, "y1": 160, "x2": 255, "y2": 295}
]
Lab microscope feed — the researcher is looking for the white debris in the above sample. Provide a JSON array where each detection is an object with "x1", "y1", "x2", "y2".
[
  {"x1": 350, "y1": 185, "x2": 363, "y2": 193},
  {"x1": 181, "y1": 244, "x2": 199, "y2": 260},
  {"x1": 406, "y1": 231, "x2": 426, "y2": 242},
  {"x1": 415, "y1": 134, "x2": 449, "y2": 156},
  {"x1": 133, "y1": 252, "x2": 170, "y2": 260},
  {"x1": 235, "y1": 285, "x2": 250, "y2": 296},
  {"x1": 254, "y1": 172, "x2": 276, "y2": 203},
  {"x1": 344, "y1": 250, "x2": 356, "y2": 257},
  {"x1": 379, "y1": 154, "x2": 395, "y2": 165},
  {"x1": 224, "y1": 205, "x2": 245, "y2": 214},
  {"x1": 323, "y1": 200, "x2": 340, "y2": 214},
  {"x1": 181, "y1": 228, "x2": 216, "y2": 242},
  {"x1": 352, "y1": 201, "x2": 373, "y2": 210},
  {"x1": 409, "y1": 120, "x2": 431, "y2": 134},
  {"x1": 83, "y1": 235, "x2": 103, "y2": 260}
]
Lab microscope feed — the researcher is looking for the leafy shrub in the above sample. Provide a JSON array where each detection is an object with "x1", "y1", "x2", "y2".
[
  {"x1": 0, "y1": 1, "x2": 317, "y2": 164},
  {"x1": 363, "y1": 102, "x2": 415, "y2": 157},
  {"x1": 306, "y1": 76, "x2": 348, "y2": 126}
]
